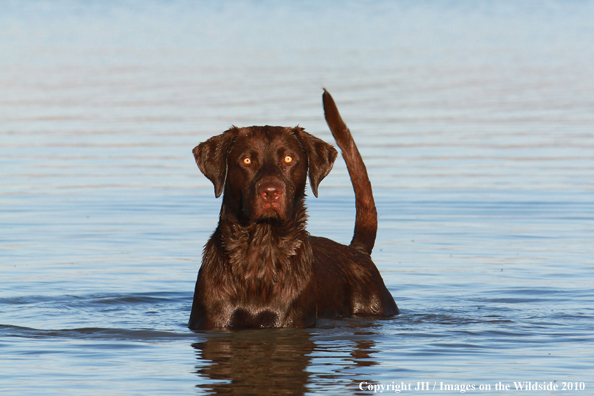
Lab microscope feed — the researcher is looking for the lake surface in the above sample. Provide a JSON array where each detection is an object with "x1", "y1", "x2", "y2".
[{"x1": 1, "y1": 1, "x2": 593, "y2": 395}]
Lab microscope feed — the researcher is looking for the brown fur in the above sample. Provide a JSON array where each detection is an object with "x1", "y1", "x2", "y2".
[{"x1": 189, "y1": 90, "x2": 398, "y2": 330}]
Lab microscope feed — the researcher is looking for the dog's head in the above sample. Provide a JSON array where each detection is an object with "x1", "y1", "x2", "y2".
[{"x1": 194, "y1": 126, "x2": 337, "y2": 223}]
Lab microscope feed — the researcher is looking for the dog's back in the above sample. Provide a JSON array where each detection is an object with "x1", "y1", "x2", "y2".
[{"x1": 311, "y1": 236, "x2": 398, "y2": 317}]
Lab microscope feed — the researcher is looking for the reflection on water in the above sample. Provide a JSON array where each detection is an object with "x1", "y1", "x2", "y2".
[
  {"x1": 192, "y1": 321, "x2": 390, "y2": 395},
  {"x1": 193, "y1": 330, "x2": 314, "y2": 394}
]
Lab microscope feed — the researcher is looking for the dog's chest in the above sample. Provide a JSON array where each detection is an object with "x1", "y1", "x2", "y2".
[
  {"x1": 226, "y1": 225, "x2": 303, "y2": 281},
  {"x1": 207, "y1": 224, "x2": 309, "y2": 302}
]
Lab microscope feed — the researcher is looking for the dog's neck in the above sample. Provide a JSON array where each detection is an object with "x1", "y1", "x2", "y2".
[{"x1": 217, "y1": 200, "x2": 312, "y2": 284}]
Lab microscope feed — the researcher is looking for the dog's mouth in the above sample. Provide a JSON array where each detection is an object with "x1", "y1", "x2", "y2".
[
  {"x1": 255, "y1": 216, "x2": 281, "y2": 226},
  {"x1": 254, "y1": 203, "x2": 283, "y2": 221}
]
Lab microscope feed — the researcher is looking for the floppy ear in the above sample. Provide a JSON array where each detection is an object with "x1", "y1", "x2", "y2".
[
  {"x1": 193, "y1": 128, "x2": 237, "y2": 198},
  {"x1": 293, "y1": 127, "x2": 338, "y2": 197}
]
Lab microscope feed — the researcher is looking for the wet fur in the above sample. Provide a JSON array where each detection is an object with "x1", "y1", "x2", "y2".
[{"x1": 189, "y1": 91, "x2": 398, "y2": 330}]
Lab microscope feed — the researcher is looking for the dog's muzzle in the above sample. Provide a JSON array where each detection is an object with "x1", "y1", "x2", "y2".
[{"x1": 253, "y1": 179, "x2": 287, "y2": 220}]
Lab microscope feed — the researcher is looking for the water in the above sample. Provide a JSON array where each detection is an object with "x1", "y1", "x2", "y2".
[{"x1": 1, "y1": 1, "x2": 594, "y2": 394}]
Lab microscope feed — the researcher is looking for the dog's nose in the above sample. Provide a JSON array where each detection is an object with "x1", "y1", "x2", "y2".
[{"x1": 258, "y1": 182, "x2": 284, "y2": 202}]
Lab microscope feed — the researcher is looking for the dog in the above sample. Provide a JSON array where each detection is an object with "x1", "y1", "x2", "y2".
[{"x1": 189, "y1": 90, "x2": 399, "y2": 329}]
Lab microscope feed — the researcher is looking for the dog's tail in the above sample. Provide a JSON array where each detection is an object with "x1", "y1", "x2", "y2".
[{"x1": 322, "y1": 89, "x2": 377, "y2": 255}]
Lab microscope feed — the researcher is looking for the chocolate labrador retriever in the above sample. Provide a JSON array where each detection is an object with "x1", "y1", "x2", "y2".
[{"x1": 189, "y1": 90, "x2": 399, "y2": 329}]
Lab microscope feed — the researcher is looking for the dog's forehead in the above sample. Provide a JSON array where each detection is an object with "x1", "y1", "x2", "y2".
[{"x1": 234, "y1": 126, "x2": 302, "y2": 151}]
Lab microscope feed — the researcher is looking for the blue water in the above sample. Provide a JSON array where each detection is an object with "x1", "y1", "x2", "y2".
[{"x1": 1, "y1": 1, "x2": 594, "y2": 395}]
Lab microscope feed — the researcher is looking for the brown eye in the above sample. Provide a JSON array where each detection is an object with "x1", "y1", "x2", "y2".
[
  {"x1": 284, "y1": 155, "x2": 293, "y2": 163},
  {"x1": 243, "y1": 157, "x2": 251, "y2": 165}
]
